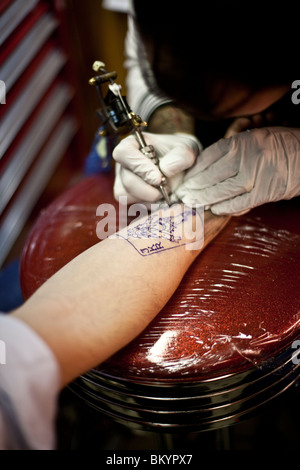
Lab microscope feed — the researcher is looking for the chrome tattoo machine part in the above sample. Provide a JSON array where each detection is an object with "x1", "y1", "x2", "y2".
[{"x1": 89, "y1": 61, "x2": 171, "y2": 205}]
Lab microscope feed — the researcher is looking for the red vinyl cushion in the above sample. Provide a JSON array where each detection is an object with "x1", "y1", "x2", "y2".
[{"x1": 20, "y1": 174, "x2": 300, "y2": 381}]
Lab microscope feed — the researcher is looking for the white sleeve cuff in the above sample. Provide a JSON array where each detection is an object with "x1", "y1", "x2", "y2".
[{"x1": 0, "y1": 314, "x2": 61, "y2": 449}]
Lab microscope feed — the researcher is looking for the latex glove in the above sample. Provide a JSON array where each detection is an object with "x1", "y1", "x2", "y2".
[
  {"x1": 113, "y1": 132, "x2": 202, "y2": 204},
  {"x1": 175, "y1": 127, "x2": 300, "y2": 215}
]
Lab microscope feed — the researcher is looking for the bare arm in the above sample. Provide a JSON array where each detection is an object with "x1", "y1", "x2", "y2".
[{"x1": 12, "y1": 206, "x2": 229, "y2": 387}]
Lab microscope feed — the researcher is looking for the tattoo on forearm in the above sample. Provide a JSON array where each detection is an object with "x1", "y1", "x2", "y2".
[
  {"x1": 115, "y1": 205, "x2": 204, "y2": 256},
  {"x1": 148, "y1": 105, "x2": 195, "y2": 134}
]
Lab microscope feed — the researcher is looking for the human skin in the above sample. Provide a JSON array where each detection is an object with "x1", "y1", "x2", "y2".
[
  {"x1": 147, "y1": 84, "x2": 289, "y2": 138},
  {"x1": 12, "y1": 205, "x2": 229, "y2": 388}
]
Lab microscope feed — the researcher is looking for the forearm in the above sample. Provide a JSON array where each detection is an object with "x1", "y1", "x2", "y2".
[
  {"x1": 148, "y1": 104, "x2": 195, "y2": 135},
  {"x1": 13, "y1": 206, "x2": 229, "y2": 387}
]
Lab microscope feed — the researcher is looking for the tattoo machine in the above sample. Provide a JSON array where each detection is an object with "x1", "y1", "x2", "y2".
[{"x1": 89, "y1": 61, "x2": 171, "y2": 205}]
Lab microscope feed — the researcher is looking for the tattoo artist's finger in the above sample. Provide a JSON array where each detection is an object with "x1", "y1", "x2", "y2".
[
  {"x1": 224, "y1": 114, "x2": 271, "y2": 138},
  {"x1": 113, "y1": 136, "x2": 162, "y2": 185},
  {"x1": 181, "y1": 153, "x2": 240, "y2": 190},
  {"x1": 159, "y1": 145, "x2": 197, "y2": 177},
  {"x1": 120, "y1": 167, "x2": 163, "y2": 202},
  {"x1": 113, "y1": 164, "x2": 140, "y2": 204},
  {"x1": 183, "y1": 137, "x2": 232, "y2": 177},
  {"x1": 177, "y1": 177, "x2": 249, "y2": 207},
  {"x1": 224, "y1": 117, "x2": 253, "y2": 137},
  {"x1": 211, "y1": 194, "x2": 252, "y2": 216}
]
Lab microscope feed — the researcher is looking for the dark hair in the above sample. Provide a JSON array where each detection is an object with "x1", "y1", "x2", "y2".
[{"x1": 133, "y1": 0, "x2": 298, "y2": 119}]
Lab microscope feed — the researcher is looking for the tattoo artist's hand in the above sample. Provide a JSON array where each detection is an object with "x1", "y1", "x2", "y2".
[
  {"x1": 223, "y1": 112, "x2": 275, "y2": 138},
  {"x1": 113, "y1": 132, "x2": 202, "y2": 204},
  {"x1": 175, "y1": 127, "x2": 300, "y2": 215}
]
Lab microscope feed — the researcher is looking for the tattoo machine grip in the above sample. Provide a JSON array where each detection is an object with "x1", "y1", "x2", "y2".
[
  {"x1": 89, "y1": 61, "x2": 171, "y2": 205},
  {"x1": 134, "y1": 127, "x2": 171, "y2": 205}
]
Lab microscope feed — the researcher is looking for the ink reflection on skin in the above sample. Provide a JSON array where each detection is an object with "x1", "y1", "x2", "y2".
[{"x1": 114, "y1": 205, "x2": 204, "y2": 256}]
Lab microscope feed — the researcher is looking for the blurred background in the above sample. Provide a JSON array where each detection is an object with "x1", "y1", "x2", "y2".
[{"x1": 0, "y1": 0, "x2": 128, "y2": 289}]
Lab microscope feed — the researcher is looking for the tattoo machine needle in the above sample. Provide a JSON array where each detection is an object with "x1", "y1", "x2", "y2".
[{"x1": 89, "y1": 61, "x2": 171, "y2": 206}]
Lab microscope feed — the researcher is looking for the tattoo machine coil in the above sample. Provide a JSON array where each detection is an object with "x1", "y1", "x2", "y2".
[{"x1": 89, "y1": 61, "x2": 171, "y2": 205}]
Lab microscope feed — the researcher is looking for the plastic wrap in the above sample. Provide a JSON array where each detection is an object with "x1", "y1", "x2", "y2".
[
  {"x1": 99, "y1": 215, "x2": 300, "y2": 381},
  {"x1": 20, "y1": 175, "x2": 116, "y2": 298},
  {"x1": 20, "y1": 175, "x2": 300, "y2": 383}
]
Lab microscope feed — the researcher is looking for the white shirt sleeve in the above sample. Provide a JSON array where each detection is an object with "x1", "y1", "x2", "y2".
[
  {"x1": 0, "y1": 314, "x2": 61, "y2": 450},
  {"x1": 102, "y1": 0, "x2": 130, "y2": 12},
  {"x1": 124, "y1": 7, "x2": 172, "y2": 121}
]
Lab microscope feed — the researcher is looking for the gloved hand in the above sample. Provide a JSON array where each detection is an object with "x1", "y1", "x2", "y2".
[
  {"x1": 175, "y1": 127, "x2": 300, "y2": 215},
  {"x1": 113, "y1": 132, "x2": 202, "y2": 204}
]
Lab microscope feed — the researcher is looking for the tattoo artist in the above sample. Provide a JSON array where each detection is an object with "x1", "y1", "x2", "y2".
[
  {"x1": 113, "y1": 0, "x2": 300, "y2": 215},
  {"x1": 1, "y1": 0, "x2": 299, "y2": 450}
]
